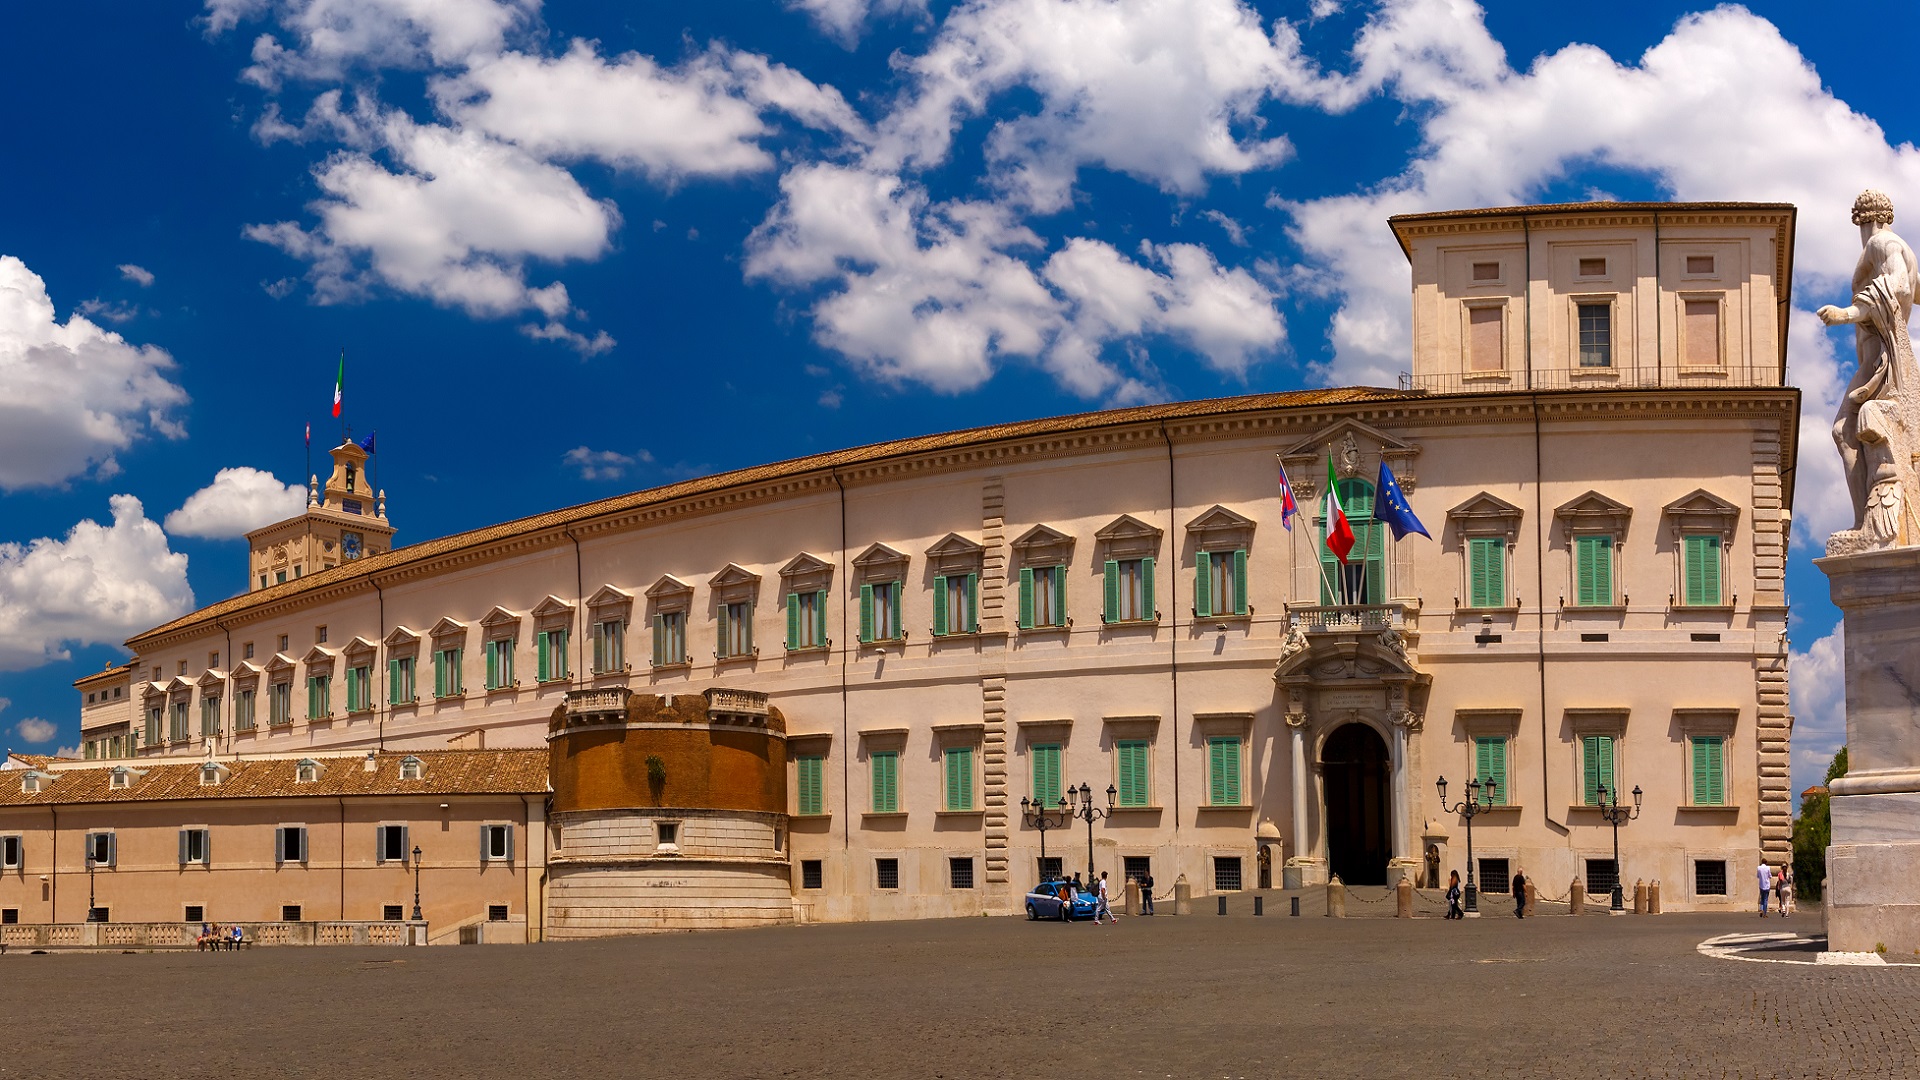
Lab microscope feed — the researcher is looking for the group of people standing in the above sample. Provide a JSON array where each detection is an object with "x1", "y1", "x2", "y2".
[
  {"x1": 1441, "y1": 867, "x2": 1530, "y2": 919},
  {"x1": 1757, "y1": 860, "x2": 1795, "y2": 917},
  {"x1": 1063, "y1": 869, "x2": 1156, "y2": 923}
]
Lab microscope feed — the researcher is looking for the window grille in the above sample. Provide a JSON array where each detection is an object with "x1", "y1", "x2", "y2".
[
  {"x1": 1694, "y1": 860, "x2": 1728, "y2": 897},
  {"x1": 1586, "y1": 859, "x2": 1619, "y2": 898},
  {"x1": 875, "y1": 858, "x2": 900, "y2": 890},
  {"x1": 949, "y1": 858, "x2": 975, "y2": 890},
  {"x1": 1123, "y1": 856, "x2": 1152, "y2": 886},
  {"x1": 1213, "y1": 856, "x2": 1243, "y2": 892},
  {"x1": 1479, "y1": 858, "x2": 1511, "y2": 893},
  {"x1": 384, "y1": 905, "x2": 404, "y2": 921},
  {"x1": 281, "y1": 905, "x2": 302, "y2": 922},
  {"x1": 488, "y1": 905, "x2": 510, "y2": 922},
  {"x1": 1037, "y1": 857, "x2": 1062, "y2": 881},
  {"x1": 801, "y1": 860, "x2": 824, "y2": 890}
]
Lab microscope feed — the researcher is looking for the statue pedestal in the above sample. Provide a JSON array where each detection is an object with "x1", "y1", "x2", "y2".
[
  {"x1": 1817, "y1": 547, "x2": 1920, "y2": 954},
  {"x1": 1283, "y1": 857, "x2": 1327, "y2": 890}
]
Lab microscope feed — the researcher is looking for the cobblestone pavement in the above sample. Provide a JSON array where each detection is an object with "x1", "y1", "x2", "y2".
[{"x1": 4, "y1": 904, "x2": 1918, "y2": 1079}]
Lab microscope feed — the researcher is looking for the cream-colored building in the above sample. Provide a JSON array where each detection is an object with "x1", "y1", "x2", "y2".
[{"x1": 46, "y1": 200, "x2": 1793, "y2": 932}]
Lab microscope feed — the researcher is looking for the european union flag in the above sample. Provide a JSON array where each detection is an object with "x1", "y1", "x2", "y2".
[
  {"x1": 357, "y1": 431, "x2": 377, "y2": 455},
  {"x1": 1373, "y1": 461, "x2": 1429, "y2": 541}
]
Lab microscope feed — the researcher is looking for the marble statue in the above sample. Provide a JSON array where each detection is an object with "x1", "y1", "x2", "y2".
[{"x1": 1819, "y1": 190, "x2": 1920, "y2": 551}]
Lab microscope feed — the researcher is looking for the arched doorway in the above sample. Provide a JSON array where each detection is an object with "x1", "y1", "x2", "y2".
[{"x1": 1323, "y1": 723, "x2": 1391, "y2": 886}]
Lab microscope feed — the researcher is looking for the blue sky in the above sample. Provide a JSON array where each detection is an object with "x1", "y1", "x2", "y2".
[{"x1": 2, "y1": 1, "x2": 1914, "y2": 796}]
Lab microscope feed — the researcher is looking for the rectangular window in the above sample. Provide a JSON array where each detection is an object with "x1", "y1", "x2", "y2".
[
  {"x1": 1690, "y1": 736, "x2": 1726, "y2": 806},
  {"x1": 85, "y1": 832, "x2": 115, "y2": 867},
  {"x1": 1206, "y1": 737, "x2": 1243, "y2": 806},
  {"x1": 1018, "y1": 565, "x2": 1067, "y2": 629},
  {"x1": 1683, "y1": 299, "x2": 1721, "y2": 366},
  {"x1": 949, "y1": 857, "x2": 975, "y2": 890},
  {"x1": 796, "y1": 755, "x2": 825, "y2": 816},
  {"x1": 384, "y1": 905, "x2": 405, "y2": 921},
  {"x1": 1586, "y1": 858, "x2": 1619, "y2": 898},
  {"x1": 269, "y1": 682, "x2": 292, "y2": 726},
  {"x1": 1468, "y1": 304, "x2": 1504, "y2": 371},
  {"x1": 875, "y1": 858, "x2": 900, "y2": 890},
  {"x1": 170, "y1": 701, "x2": 190, "y2": 742},
  {"x1": 281, "y1": 905, "x2": 302, "y2": 922},
  {"x1": 719, "y1": 602, "x2": 753, "y2": 658},
  {"x1": 1116, "y1": 740, "x2": 1151, "y2": 807},
  {"x1": 1103, "y1": 557, "x2": 1155, "y2": 623},
  {"x1": 1574, "y1": 535, "x2": 1614, "y2": 606},
  {"x1": 801, "y1": 860, "x2": 823, "y2": 890},
  {"x1": 1577, "y1": 302, "x2": 1612, "y2": 367},
  {"x1": 1473, "y1": 737, "x2": 1509, "y2": 806},
  {"x1": 433, "y1": 647, "x2": 463, "y2": 697},
  {"x1": 651, "y1": 613, "x2": 686, "y2": 666},
  {"x1": 1685, "y1": 255, "x2": 1715, "y2": 275},
  {"x1": 1030, "y1": 743, "x2": 1063, "y2": 808},
  {"x1": 932, "y1": 573, "x2": 978, "y2": 636},
  {"x1": 1578, "y1": 257, "x2": 1607, "y2": 277},
  {"x1": 489, "y1": 905, "x2": 509, "y2": 922},
  {"x1": 1467, "y1": 537, "x2": 1505, "y2": 608},
  {"x1": 538, "y1": 629, "x2": 571, "y2": 681},
  {"x1": 1038, "y1": 856, "x2": 1063, "y2": 881},
  {"x1": 179, "y1": 828, "x2": 210, "y2": 865},
  {"x1": 388, "y1": 656, "x2": 415, "y2": 704},
  {"x1": 376, "y1": 824, "x2": 410, "y2": 864},
  {"x1": 145, "y1": 706, "x2": 162, "y2": 747},
  {"x1": 1123, "y1": 856, "x2": 1152, "y2": 887},
  {"x1": 185, "y1": 905, "x2": 204, "y2": 923},
  {"x1": 1581, "y1": 734, "x2": 1616, "y2": 806},
  {"x1": 786, "y1": 592, "x2": 827, "y2": 650},
  {"x1": 943, "y1": 746, "x2": 974, "y2": 811},
  {"x1": 275, "y1": 826, "x2": 307, "y2": 864},
  {"x1": 346, "y1": 665, "x2": 371, "y2": 712},
  {"x1": 306, "y1": 675, "x2": 330, "y2": 718},
  {"x1": 200, "y1": 696, "x2": 221, "y2": 737},
  {"x1": 1694, "y1": 859, "x2": 1728, "y2": 896},
  {"x1": 1683, "y1": 535, "x2": 1723, "y2": 606},
  {"x1": 0, "y1": 835, "x2": 20, "y2": 869},
  {"x1": 870, "y1": 751, "x2": 900, "y2": 813},
  {"x1": 1479, "y1": 858, "x2": 1511, "y2": 893},
  {"x1": 484, "y1": 639, "x2": 514, "y2": 690},
  {"x1": 0, "y1": 909, "x2": 15, "y2": 925},
  {"x1": 483, "y1": 824, "x2": 514, "y2": 862},
  {"x1": 860, "y1": 582, "x2": 902, "y2": 642},
  {"x1": 1471, "y1": 261, "x2": 1500, "y2": 282},
  {"x1": 593, "y1": 619, "x2": 625, "y2": 671},
  {"x1": 1213, "y1": 856, "x2": 1243, "y2": 892},
  {"x1": 235, "y1": 689, "x2": 256, "y2": 731},
  {"x1": 1196, "y1": 550, "x2": 1248, "y2": 619}
]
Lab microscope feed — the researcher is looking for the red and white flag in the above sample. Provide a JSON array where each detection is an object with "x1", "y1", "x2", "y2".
[
  {"x1": 1323, "y1": 453, "x2": 1355, "y2": 563},
  {"x1": 332, "y1": 349, "x2": 344, "y2": 418}
]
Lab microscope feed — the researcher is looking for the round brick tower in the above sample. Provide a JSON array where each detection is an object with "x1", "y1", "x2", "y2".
[{"x1": 546, "y1": 687, "x2": 790, "y2": 936}]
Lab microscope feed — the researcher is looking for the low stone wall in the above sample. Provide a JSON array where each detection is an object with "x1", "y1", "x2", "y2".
[
  {"x1": 547, "y1": 858, "x2": 794, "y2": 937},
  {"x1": 0, "y1": 920, "x2": 425, "y2": 949}
]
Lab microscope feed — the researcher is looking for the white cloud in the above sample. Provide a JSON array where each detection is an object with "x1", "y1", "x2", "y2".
[
  {"x1": 118, "y1": 264, "x2": 155, "y2": 287},
  {"x1": 563, "y1": 445, "x2": 647, "y2": 481},
  {"x1": 1789, "y1": 624, "x2": 1845, "y2": 795},
  {"x1": 163, "y1": 467, "x2": 308, "y2": 539},
  {"x1": 14, "y1": 718, "x2": 57, "y2": 744},
  {"x1": 74, "y1": 298, "x2": 140, "y2": 324},
  {"x1": 521, "y1": 320, "x2": 615, "y2": 355},
  {"x1": 787, "y1": 0, "x2": 927, "y2": 46},
  {"x1": 1785, "y1": 311, "x2": 1851, "y2": 549},
  {"x1": 0, "y1": 495, "x2": 194, "y2": 671},
  {"x1": 212, "y1": 0, "x2": 539, "y2": 86},
  {"x1": 0, "y1": 255, "x2": 189, "y2": 491},
  {"x1": 1282, "y1": 3, "x2": 1920, "y2": 385},
  {"x1": 1201, "y1": 209, "x2": 1248, "y2": 247}
]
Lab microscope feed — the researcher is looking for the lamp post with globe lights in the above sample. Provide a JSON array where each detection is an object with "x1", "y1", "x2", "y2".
[{"x1": 1436, "y1": 774, "x2": 1497, "y2": 915}]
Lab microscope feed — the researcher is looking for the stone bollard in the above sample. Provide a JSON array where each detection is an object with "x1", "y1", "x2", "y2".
[
  {"x1": 1524, "y1": 879, "x2": 1538, "y2": 917},
  {"x1": 1396, "y1": 876, "x2": 1413, "y2": 918},
  {"x1": 1570, "y1": 878, "x2": 1585, "y2": 916},
  {"x1": 1124, "y1": 879, "x2": 1140, "y2": 916},
  {"x1": 1327, "y1": 876, "x2": 1347, "y2": 918},
  {"x1": 1218, "y1": 895, "x2": 1228, "y2": 916},
  {"x1": 1254, "y1": 895, "x2": 1264, "y2": 916},
  {"x1": 1648, "y1": 879, "x2": 1661, "y2": 914},
  {"x1": 1174, "y1": 874, "x2": 1193, "y2": 916},
  {"x1": 1632, "y1": 879, "x2": 1647, "y2": 914}
]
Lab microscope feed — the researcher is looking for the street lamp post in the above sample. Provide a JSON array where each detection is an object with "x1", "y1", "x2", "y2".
[
  {"x1": 1020, "y1": 795, "x2": 1071, "y2": 877},
  {"x1": 1436, "y1": 774, "x2": 1497, "y2": 915},
  {"x1": 410, "y1": 844, "x2": 424, "y2": 921},
  {"x1": 1068, "y1": 782, "x2": 1117, "y2": 885},
  {"x1": 1594, "y1": 783, "x2": 1643, "y2": 912},
  {"x1": 85, "y1": 851, "x2": 98, "y2": 923}
]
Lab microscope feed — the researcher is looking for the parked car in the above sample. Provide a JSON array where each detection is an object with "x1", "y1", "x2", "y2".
[{"x1": 1025, "y1": 879, "x2": 1097, "y2": 921}]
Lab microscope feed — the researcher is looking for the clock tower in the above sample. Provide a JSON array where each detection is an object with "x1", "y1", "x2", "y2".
[{"x1": 245, "y1": 440, "x2": 397, "y2": 590}]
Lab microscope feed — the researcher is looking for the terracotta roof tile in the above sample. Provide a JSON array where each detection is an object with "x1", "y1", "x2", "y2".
[
  {"x1": 128, "y1": 387, "x2": 1409, "y2": 646},
  {"x1": 0, "y1": 750, "x2": 548, "y2": 806}
]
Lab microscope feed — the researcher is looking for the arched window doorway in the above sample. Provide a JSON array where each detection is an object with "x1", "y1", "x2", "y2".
[
  {"x1": 1322, "y1": 723, "x2": 1391, "y2": 886},
  {"x1": 1319, "y1": 478, "x2": 1386, "y2": 605}
]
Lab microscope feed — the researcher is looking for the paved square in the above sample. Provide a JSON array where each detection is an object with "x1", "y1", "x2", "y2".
[{"x1": 4, "y1": 907, "x2": 1917, "y2": 1079}]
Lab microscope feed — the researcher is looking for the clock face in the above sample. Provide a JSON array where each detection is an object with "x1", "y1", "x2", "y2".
[{"x1": 342, "y1": 532, "x2": 363, "y2": 560}]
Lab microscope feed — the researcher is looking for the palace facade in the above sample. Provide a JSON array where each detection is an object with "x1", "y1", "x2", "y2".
[{"x1": 11, "y1": 201, "x2": 1796, "y2": 936}]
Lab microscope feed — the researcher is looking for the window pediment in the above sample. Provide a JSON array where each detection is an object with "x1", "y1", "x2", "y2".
[
  {"x1": 1095, "y1": 515, "x2": 1162, "y2": 559},
  {"x1": 300, "y1": 645, "x2": 335, "y2": 668},
  {"x1": 1185, "y1": 505, "x2": 1255, "y2": 551},
  {"x1": 1662, "y1": 489, "x2": 1739, "y2": 536},
  {"x1": 383, "y1": 625, "x2": 421, "y2": 649},
  {"x1": 780, "y1": 553, "x2": 833, "y2": 596},
  {"x1": 533, "y1": 594, "x2": 579, "y2": 619},
  {"x1": 479, "y1": 606, "x2": 521, "y2": 630},
  {"x1": 1566, "y1": 708, "x2": 1629, "y2": 737},
  {"x1": 854, "y1": 543, "x2": 908, "y2": 583},
  {"x1": 1447, "y1": 493, "x2": 1524, "y2": 540},
  {"x1": 1554, "y1": 490, "x2": 1632, "y2": 534},
  {"x1": 645, "y1": 574, "x2": 693, "y2": 603},
  {"x1": 166, "y1": 676, "x2": 196, "y2": 694},
  {"x1": 1010, "y1": 524, "x2": 1075, "y2": 566},
  {"x1": 710, "y1": 563, "x2": 761, "y2": 605},
  {"x1": 264, "y1": 653, "x2": 297, "y2": 675},
  {"x1": 925, "y1": 533, "x2": 985, "y2": 575},
  {"x1": 428, "y1": 617, "x2": 468, "y2": 642},
  {"x1": 582, "y1": 587, "x2": 630, "y2": 615},
  {"x1": 196, "y1": 669, "x2": 228, "y2": 689},
  {"x1": 1455, "y1": 708, "x2": 1522, "y2": 738},
  {"x1": 231, "y1": 661, "x2": 262, "y2": 683},
  {"x1": 342, "y1": 637, "x2": 379, "y2": 662},
  {"x1": 1673, "y1": 708, "x2": 1737, "y2": 737}
]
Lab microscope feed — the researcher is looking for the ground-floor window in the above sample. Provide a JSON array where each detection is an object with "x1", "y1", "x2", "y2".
[
  {"x1": 88, "y1": 906, "x2": 110, "y2": 923},
  {"x1": 282, "y1": 905, "x2": 302, "y2": 922},
  {"x1": 488, "y1": 905, "x2": 509, "y2": 922},
  {"x1": 1213, "y1": 856, "x2": 1242, "y2": 892},
  {"x1": 1586, "y1": 858, "x2": 1619, "y2": 898},
  {"x1": 801, "y1": 860, "x2": 824, "y2": 890},
  {"x1": 1479, "y1": 858, "x2": 1510, "y2": 893},
  {"x1": 1124, "y1": 856, "x2": 1152, "y2": 887},
  {"x1": 1694, "y1": 860, "x2": 1728, "y2": 896},
  {"x1": 1, "y1": 909, "x2": 16, "y2": 925},
  {"x1": 876, "y1": 858, "x2": 900, "y2": 890},
  {"x1": 949, "y1": 857, "x2": 974, "y2": 890},
  {"x1": 1037, "y1": 856, "x2": 1062, "y2": 881},
  {"x1": 184, "y1": 905, "x2": 203, "y2": 923},
  {"x1": 384, "y1": 905, "x2": 404, "y2": 921}
]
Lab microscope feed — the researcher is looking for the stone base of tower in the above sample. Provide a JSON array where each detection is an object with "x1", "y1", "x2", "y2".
[{"x1": 546, "y1": 809, "x2": 794, "y2": 937}]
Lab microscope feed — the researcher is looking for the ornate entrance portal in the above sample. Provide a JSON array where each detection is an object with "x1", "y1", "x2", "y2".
[{"x1": 1322, "y1": 723, "x2": 1391, "y2": 885}]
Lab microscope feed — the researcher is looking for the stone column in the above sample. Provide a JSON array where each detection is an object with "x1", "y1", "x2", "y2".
[
  {"x1": 1289, "y1": 719, "x2": 1309, "y2": 863},
  {"x1": 1390, "y1": 721, "x2": 1410, "y2": 862}
]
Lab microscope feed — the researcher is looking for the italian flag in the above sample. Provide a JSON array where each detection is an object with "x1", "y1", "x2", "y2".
[
  {"x1": 1323, "y1": 453, "x2": 1355, "y2": 563},
  {"x1": 332, "y1": 349, "x2": 344, "y2": 417}
]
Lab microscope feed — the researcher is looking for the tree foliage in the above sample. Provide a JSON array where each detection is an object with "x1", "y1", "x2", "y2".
[{"x1": 1793, "y1": 747, "x2": 1847, "y2": 900}]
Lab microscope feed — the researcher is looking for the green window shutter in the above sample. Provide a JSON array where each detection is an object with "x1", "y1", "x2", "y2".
[
  {"x1": 717, "y1": 604, "x2": 730, "y2": 656},
  {"x1": 1690, "y1": 737, "x2": 1709, "y2": 805},
  {"x1": 798, "y1": 756, "x2": 823, "y2": 816},
  {"x1": 1583, "y1": 735, "x2": 1615, "y2": 805},
  {"x1": 1195, "y1": 553, "x2": 1213, "y2": 619},
  {"x1": 1018, "y1": 567, "x2": 1035, "y2": 629},
  {"x1": 485, "y1": 643, "x2": 499, "y2": 688},
  {"x1": 859, "y1": 584, "x2": 874, "y2": 643},
  {"x1": 932, "y1": 575, "x2": 948, "y2": 636},
  {"x1": 1474, "y1": 737, "x2": 1494, "y2": 793},
  {"x1": 1692, "y1": 737, "x2": 1725, "y2": 806},
  {"x1": 872, "y1": 752, "x2": 898, "y2": 813},
  {"x1": 1469, "y1": 537, "x2": 1504, "y2": 607},
  {"x1": 743, "y1": 604, "x2": 753, "y2": 653},
  {"x1": 650, "y1": 615, "x2": 664, "y2": 667},
  {"x1": 1233, "y1": 548, "x2": 1249, "y2": 615},
  {"x1": 1032, "y1": 744, "x2": 1060, "y2": 805},
  {"x1": 1576, "y1": 536, "x2": 1614, "y2": 606},
  {"x1": 1053, "y1": 565, "x2": 1067, "y2": 624},
  {"x1": 1684, "y1": 535, "x2": 1722, "y2": 606},
  {"x1": 1479, "y1": 738, "x2": 1507, "y2": 805},
  {"x1": 786, "y1": 595, "x2": 801, "y2": 650},
  {"x1": 1223, "y1": 738, "x2": 1241, "y2": 805},
  {"x1": 966, "y1": 572, "x2": 978, "y2": 632},
  {"x1": 536, "y1": 631, "x2": 550, "y2": 681},
  {"x1": 1142, "y1": 556, "x2": 1155, "y2": 620},
  {"x1": 814, "y1": 590, "x2": 829, "y2": 646},
  {"x1": 1207, "y1": 738, "x2": 1241, "y2": 805},
  {"x1": 387, "y1": 659, "x2": 399, "y2": 704},
  {"x1": 1103, "y1": 560, "x2": 1119, "y2": 623},
  {"x1": 555, "y1": 630, "x2": 568, "y2": 677},
  {"x1": 889, "y1": 581, "x2": 901, "y2": 639},
  {"x1": 946, "y1": 747, "x2": 972, "y2": 810},
  {"x1": 1117, "y1": 740, "x2": 1149, "y2": 806}
]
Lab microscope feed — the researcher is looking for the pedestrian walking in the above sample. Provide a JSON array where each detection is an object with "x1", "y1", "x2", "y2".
[
  {"x1": 1757, "y1": 858, "x2": 1773, "y2": 916},
  {"x1": 1773, "y1": 863, "x2": 1787, "y2": 915},
  {"x1": 1095, "y1": 871, "x2": 1115, "y2": 924},
  {"x1": 1512, "y1": 867, "x2": 1527, "y2": 919},
  {"x1": 1140, "y1": 872, "x2": 1155, "y2": 915},
  {"x1": 1445, "y1": 870, "x2": 1463, "y2": 920},
  {"x1": 1779, "y1": 866, "x2": 1794, "y2": 918}
]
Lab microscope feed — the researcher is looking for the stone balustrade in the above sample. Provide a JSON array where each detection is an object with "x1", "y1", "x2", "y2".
[{"x1": 0, "y1": 920, "x2": 426, "y2": 949}]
